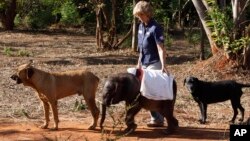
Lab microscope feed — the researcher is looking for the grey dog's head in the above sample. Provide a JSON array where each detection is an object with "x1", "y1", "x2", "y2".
[
  {"x1": 10, "y1": 63, "x2": 34, "y2": 85},
  {"x1": 184, "y1": 76, "x2": 199, "y2": 93}
]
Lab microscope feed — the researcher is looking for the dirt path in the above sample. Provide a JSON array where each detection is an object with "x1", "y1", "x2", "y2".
[{"x1": 0, "y1": 118, "x2": 229, "y2": 141}]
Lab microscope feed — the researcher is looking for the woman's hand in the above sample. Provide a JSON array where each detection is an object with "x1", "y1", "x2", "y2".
[
  {"x1": 136, "y1": 64, "x2": 142, "y2": 69},
  {"x1": 162, "y1": 66, "x2": 169, "y2": 75}
]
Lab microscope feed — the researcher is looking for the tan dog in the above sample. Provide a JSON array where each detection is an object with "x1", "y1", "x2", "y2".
[{"x1": 11, "y1": 63, "x2": 100, "y2": 130}]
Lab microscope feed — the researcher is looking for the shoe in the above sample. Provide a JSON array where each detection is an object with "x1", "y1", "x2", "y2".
[{"x1": 147, "y1": 121, "x2": 164, "y2": 127}]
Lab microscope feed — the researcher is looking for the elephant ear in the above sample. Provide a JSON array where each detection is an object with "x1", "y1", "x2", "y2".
[
  {"x1": 114, "y1": 82, "x2": 121, "y2": 93},
  {"x1": 114, "y1": 82, "x2": 124, "y2": 98}
]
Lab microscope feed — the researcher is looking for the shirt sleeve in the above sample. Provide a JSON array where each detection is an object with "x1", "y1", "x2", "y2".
[
  {"x1": 137, "y1": 23, "x2": 143, "y2": 51},
  {"x1": 154, "y1": 25, "x2": 164, "y2": 45}
]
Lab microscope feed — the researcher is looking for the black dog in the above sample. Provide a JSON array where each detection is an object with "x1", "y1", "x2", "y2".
[{"x1": 184, "y1": 76, "x2": 250, "y2": 124}]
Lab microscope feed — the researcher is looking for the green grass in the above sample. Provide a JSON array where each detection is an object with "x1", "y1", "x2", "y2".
[{"x1": 3, "y1": 47, "x2": 32, "y2": 57}]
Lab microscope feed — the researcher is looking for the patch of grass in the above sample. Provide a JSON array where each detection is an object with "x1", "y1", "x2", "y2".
[
  {"x1": 73, "y1": 99, "x2": 87, "y2": 111},
  {"x1": 3, "y1": 47, "x2": 13, "y2": 56},
  {"x1": 12, "y1": 109, "x2": 30, "y2": 118},
  {"x1": 2, "y1": 47, "x2": 32, "y2": 57},
  {"x1": 165, "y1": 34, "x2": 173, "y2": 48},
  {"x1": 17, "y1": 49, "x2": 31, "y2": 57},
  {"x1": 100, "y1": 103, "x2": 138, "y2": 140},
  {"x1": 120, "y1": 36, "x2": 132, "y2": 49},
  {"x1": 185, "y1": 31, "x2": 200, "y2": 48}
]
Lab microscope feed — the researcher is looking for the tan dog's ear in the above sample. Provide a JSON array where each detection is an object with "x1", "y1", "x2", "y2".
[
  {"x1": 28, "y1": 60, "x2": 33, "y2": 65},
  {"x1": 26, "y1": 67, "x2": 34, "y2": 79},
  {"x1": 183, "y1": 78, "x2": 186, "y2": 86}
]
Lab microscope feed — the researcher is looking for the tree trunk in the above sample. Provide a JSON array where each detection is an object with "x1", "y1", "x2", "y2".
[
  {"x1": 110, "y1": 0, "x2": 118, "y2": 47},
  {"x1": 95, "y1": 7, "x2": 103, "y2": 48},
  {"x1": 200, "y1": 23, "x2": 205, "y2": 60},
  {"x1": 243, "y1": 45, "x2": 250, "y2": 69},
  {"x1": 232, "y1": 0, "x2": 248, "y2": 39},
  {"x1": 114, "y1": 23, "x2": 133, "y2": 48},
  {"x1": 132, "y1": 0, "x2": 138, "y2": 52},
  {"x1": 241, "y1": 0, "x2": 250, "y2": 69},
  {"x1": 0, "y1": 0, "x2": 17, "y2": 30},
  {"x1": 96, "y1": 8, "x2": 100, "y2": 48},
  {"x1": 231, "y1": 0, "x2": 239, "y2": 40},
  {"x1": 217, "y1": 0, "x2": 227, "y2": 9},
  {"x1": 93, "y1": 0, "x2": 113, "y2": 49},
  {"x1": 93, "y1": 0, "x2": 133, "y2": 50},
  {"x1": 231, "y1": 0, "x2": 238, "y2": 24},
  {"x1": 192, "y1": 0, "x2": 219, "y2": 55}
]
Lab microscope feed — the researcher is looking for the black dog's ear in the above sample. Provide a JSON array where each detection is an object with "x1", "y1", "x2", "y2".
[
  {"x1": 26, "y1": 67, "x2": 34, "y2": 79},
  {"x1": 193, "y1": 77, "x2": 199, "y2": 82}
]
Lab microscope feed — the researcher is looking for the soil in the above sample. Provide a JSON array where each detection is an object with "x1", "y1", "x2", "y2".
[{"x1": 0, "y1": 30, "x2": 250, "y2": 141}]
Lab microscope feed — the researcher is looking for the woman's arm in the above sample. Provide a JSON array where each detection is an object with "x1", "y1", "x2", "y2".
[
  {"x1": 137, "y1": 52, "x2": 142, "y2": 69},
  {"x1": 157, "y1": 43, "x2": 168, "y2": 74}
]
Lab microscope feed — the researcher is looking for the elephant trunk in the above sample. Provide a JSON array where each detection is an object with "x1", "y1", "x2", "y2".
[{"x1": 100, "y1": 103, "x2": 106, "y2": 129}]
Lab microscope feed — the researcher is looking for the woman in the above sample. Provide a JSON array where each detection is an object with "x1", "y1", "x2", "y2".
[{"x1": 133, "y1": 1, "x2": 168, "y2": 127}]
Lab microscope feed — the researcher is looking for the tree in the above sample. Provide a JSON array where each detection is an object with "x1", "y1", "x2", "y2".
[
  {"x1": 0, "y1": 0, "x2": 17, "y2": 30},
  {"x1": 192, "y1": 0, "x2": 219, "y2": 55},
  {"x1": 91, "y1": 0, "x2": 132, "y2": 50},
  {"x1": 131, "y1": 0, "x2": 138, "y2": 52},
  {"x1": 192, "y1": 0, "x2": 250, "y2": 69}
]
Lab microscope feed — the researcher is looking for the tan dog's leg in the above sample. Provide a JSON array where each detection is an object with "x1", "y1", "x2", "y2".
[
  {"x1": 85, "y1": 98, "x2": 99, "y2": 130},
  {"x1": 50, "y1": 100, "x2": 59, "y2": 130},
  {"x1": 40, "y1": 101, "x2": 50, "y2": 129}
]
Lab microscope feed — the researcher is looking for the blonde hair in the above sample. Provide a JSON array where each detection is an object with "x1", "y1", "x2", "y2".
[{"x1": 133, "y1": 1, "x2": 153, "y2": 18}]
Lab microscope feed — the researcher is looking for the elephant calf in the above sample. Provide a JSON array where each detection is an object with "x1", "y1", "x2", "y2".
[{"x1": 100, "y1": 72, "x2": 178, "y2": 135}]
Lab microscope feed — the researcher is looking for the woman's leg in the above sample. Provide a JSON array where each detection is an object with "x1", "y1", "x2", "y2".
[{"x1": 142, "y1": 61, "x2": 164, "y2": 127}]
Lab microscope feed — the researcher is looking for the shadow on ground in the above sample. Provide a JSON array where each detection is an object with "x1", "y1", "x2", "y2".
[{"x1": 102, "y1": 126, "x2": 229, "y2": 140}]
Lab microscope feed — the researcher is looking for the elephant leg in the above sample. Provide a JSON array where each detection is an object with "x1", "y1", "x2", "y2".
[
  {"x1": 161, "y1": 104, "x2": 178, "y2": 135},
  {"x1": 124, "y1": 103, "x2": 142, "y2": 134}
]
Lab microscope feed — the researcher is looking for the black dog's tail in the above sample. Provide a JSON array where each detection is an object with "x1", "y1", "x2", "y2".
[{"x1": 237, "y1": 83, "x2": 250, "y2": 88}]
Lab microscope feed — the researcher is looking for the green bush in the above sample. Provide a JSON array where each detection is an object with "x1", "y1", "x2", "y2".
[
  {"x1": 24, "y1": 5, "x2": 54, "y2": 29},
  {"x1": 60, "y1": 1, "x2": 80, "y2": 26},
  {"x1": 185, "y1": 31, "x2": 201, "y2": 48},
  {"x1": 14, "y1": 14, "x2": 22, "y2": 27}
]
